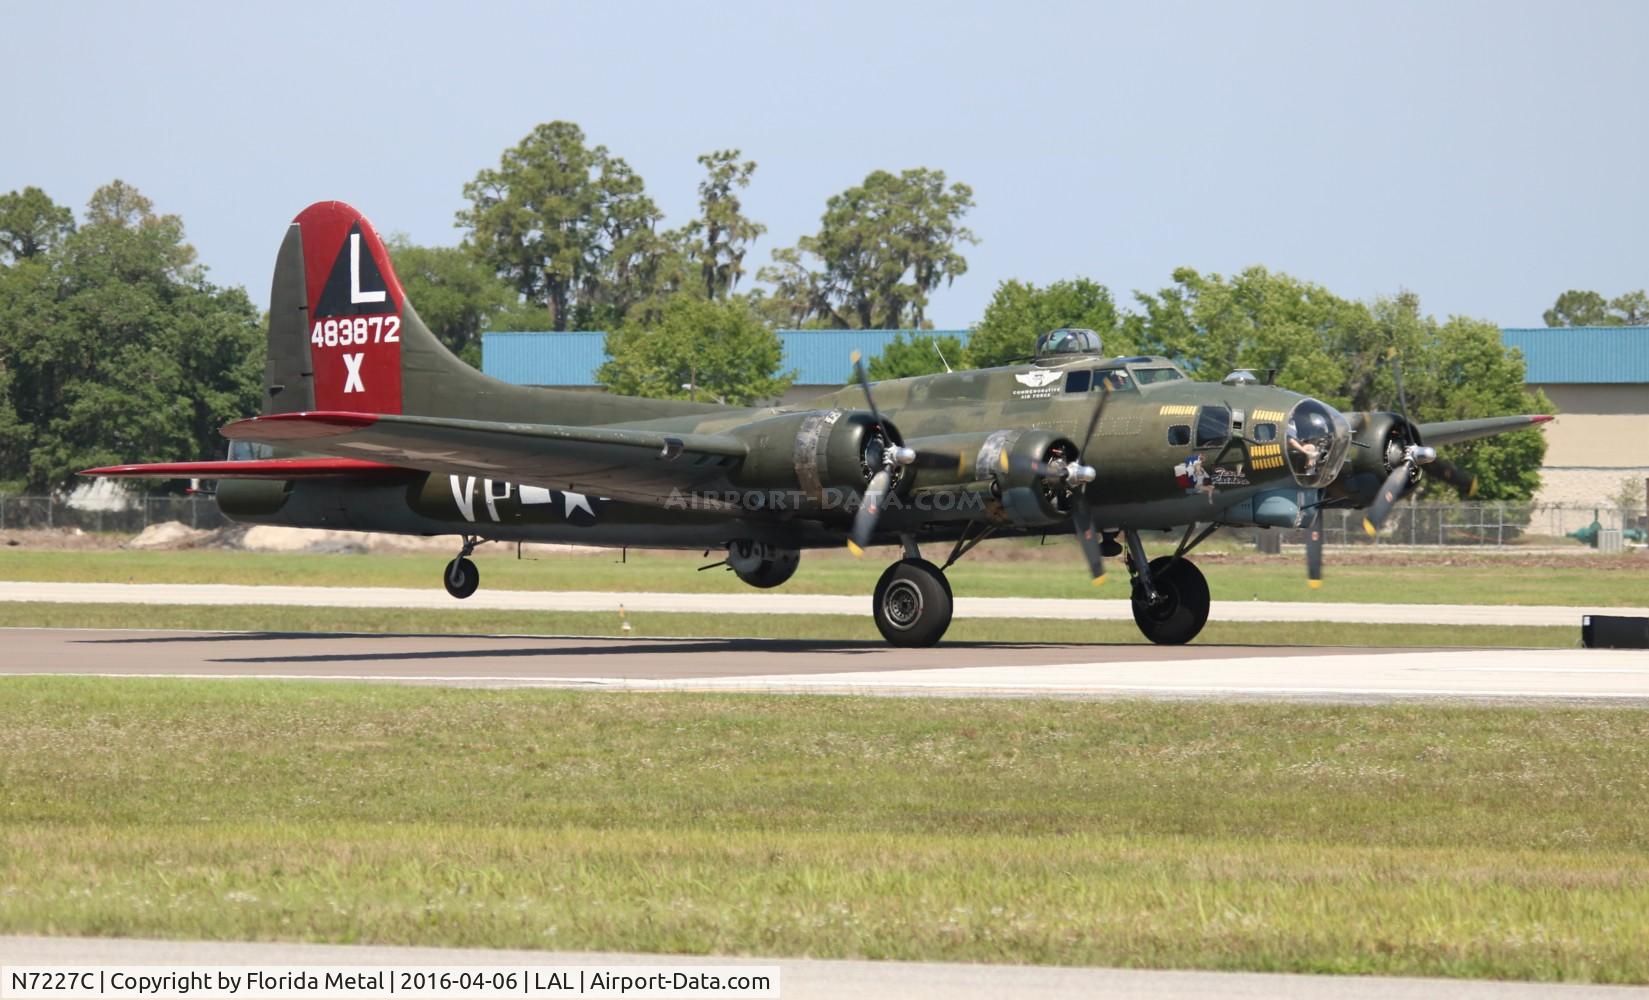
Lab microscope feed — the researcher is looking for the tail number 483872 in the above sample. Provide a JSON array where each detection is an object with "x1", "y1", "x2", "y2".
[{"x1": 311, "y1": 316, "x2": 400, "y2": 349}]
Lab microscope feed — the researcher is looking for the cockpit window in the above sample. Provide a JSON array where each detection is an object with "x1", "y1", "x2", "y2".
[
  {"x1": 1096, "y1": 369, "x2": 1132, "y2": 391},
  {"x1": 1064, "y1": 370, "x2": 1092, "y2": 393},
  {"x1": 1035, "y1": 327, "x2": 1103, "y2": 357},
  {"x1": 1131, "y1": 367, "x2": 1185, "y2": 385},
  {"x1": 1195, "y1": 405, "x2": 1231, "y2": 447}
]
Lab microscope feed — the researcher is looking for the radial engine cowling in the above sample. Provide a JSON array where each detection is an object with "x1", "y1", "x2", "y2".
[
  {"x1": 1328, "y1": 411, "x2": 1421, "y2": 505},
  {"x1": 729, "y1": 408, "x2": 906, "y2": 509},
  {"x1": 725, "y1": 539, "x2": 800, "y2": 588},
  {"x1": 975, "y1": 428, "x2": 1083, "y2": 527}
]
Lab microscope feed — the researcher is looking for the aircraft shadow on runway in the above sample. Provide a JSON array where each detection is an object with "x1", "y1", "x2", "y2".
[
  {"x1": 65, "y1": 632, "x2": 1431, "y2": 668},
  {"x1": 72, "y1": 633, "x2": 1105, "y2": 667}
]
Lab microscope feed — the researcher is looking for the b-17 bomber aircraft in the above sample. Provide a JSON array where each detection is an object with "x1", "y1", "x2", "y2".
[{"x1": 86, "y1": 202, "x2": 1552, "y2": 646}]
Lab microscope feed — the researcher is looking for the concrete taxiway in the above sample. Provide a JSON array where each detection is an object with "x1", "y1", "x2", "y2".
[
  {"x1": 0, "y1": 580, "x2": 1639, "y2": 627},
  {"x1": 3, "y1": 627, "x2": 1643, "y2": 703},
  {"x1": 3, "y1": 936, "x2": 1643, "y2": 1000}
]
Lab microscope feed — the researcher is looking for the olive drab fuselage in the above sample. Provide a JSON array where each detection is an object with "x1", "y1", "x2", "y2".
[{"x1": 219, "y1": 353, "x2": 1337, "y2": 549}]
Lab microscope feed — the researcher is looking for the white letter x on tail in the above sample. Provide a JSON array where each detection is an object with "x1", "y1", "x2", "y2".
[{"x1": 342, "y1": 352, "x2": 365, "y2": 393}]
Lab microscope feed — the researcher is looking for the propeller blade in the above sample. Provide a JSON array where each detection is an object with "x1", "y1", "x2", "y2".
[
  {"x1": 1305, "y1": 509, "x2": 1324, "y2": 588},
  {"x1": 1392, "y1": 355, "x2": 1412, "y2": 424},
  {"x1": 1423, "y1": 458, "x2": 1478, "y2": 499},
  {"x1": 1078, "y1": 383, "x2": 1112, "y2": 454},
  {"x1": 846, "y1": 467, "x2": 893, "y2": 556},
  {"x1": 850, "y1": 351, "x2": 889, "y2": 443},
  {"x1": 1361, "y1": 462, "x2": 1414, "y2": 536},
  {"x1": 1072, "y1": 492, "x2": 1106, "y2": 585},
  {"x1": 1000, "y1": 449, "x2": 1059, "y2": 479}
]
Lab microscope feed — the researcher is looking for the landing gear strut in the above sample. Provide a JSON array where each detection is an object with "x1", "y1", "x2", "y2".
[
  {"x1": 444, "y1": 535, "x2": 482, "y2": 600},
  {"x1": 1122, "y1": 528, "x2": 1211, "y2": 645},
  {"x1": 872, "y1": 558, "x2": 953, "y2": 647}
]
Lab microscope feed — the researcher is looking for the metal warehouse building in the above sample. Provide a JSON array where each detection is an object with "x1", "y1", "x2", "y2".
[
  {"x1": 1502, "y1": 326, "x2": 1649, "y2": 509},
  {"x1": 482, "y1": 329, "x2": 972, "y2": 406}
]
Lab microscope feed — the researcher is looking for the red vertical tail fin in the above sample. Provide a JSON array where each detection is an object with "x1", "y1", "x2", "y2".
[{"x1": 266, "y1": 201, "x2": 406, "y2": 414}]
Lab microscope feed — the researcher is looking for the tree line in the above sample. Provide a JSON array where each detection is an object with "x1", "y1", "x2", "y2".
[
  {"x1": 1, "y1": 119, "x2": 1568, "y2": 498},
  {"x1": 0, "y1": 182, "x2": 263, "y2": 494},
  {"x1": 1542, "y1": 288, "x2": 1647, "y2": 327}
]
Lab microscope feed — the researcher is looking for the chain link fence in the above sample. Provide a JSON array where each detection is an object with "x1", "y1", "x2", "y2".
[
  {"x1": 1267, "y1": 502, "x2": 1648, "y2": 548},
  {"x1": 0, "y1": 495, "x2": 229, "y2": 534}
]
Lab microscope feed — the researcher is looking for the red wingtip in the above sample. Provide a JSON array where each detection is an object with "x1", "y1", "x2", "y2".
[{"x1": 1530, "y1": 415, "x2": 1554, "y2": 424}]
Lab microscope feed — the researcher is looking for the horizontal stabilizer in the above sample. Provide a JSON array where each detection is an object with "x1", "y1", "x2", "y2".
[
  {"x1": 79, "y1": 458, "x2": 417, "y2": 480},
  {"x1": 1418, "y1": 414, "x2": 1552, "y2": 447},
  {"x1": 221, "y1": 410, "x2": 748, "y2": 505}
]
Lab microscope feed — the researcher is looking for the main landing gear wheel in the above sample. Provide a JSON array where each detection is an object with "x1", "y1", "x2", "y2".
[
  {"x1": 444, "y1": 557, "x2": 480, "y2": 599},
  {"x1": 873, "y1": 558, "x2": 953, "y2": 647},
  {"x1": 1130, "y1": 555, "x2": 1209, "y2": 645}
]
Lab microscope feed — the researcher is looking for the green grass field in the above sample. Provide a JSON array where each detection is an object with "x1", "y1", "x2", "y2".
[
  {"x1": 0, "y1": 601, "x2": 1577, "y2": 648},
  {"x1": 2, "y1": 680, "x2": 1647, "y2": 980},
  {"x1": 1, "y1": 546, "x2": 1644, "y2": 606}
]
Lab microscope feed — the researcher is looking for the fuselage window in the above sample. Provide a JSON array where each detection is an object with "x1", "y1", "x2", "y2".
[
  {"x1": 1132, "y1": 367, "x2": 1185, "y2": 385},
  {"x1": 1195, "y1": 405, "x2": 1231, "y2": 448},
  {"x1": 1064, "y1": 370, "x2": 1092, "y2": 393},
  {"x1": 1167, "y1": 424, "x2": 1191, "y2": 447},
  {"x1": 1253, "y1": 422, "x2": 1277, "y2": 442},
  {"x1": 1096, "y1": 370, "x2": 1133, "y2": 391}
]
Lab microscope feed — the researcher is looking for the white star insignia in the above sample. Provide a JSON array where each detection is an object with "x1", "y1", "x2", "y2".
[{"x1": 563, "y1": 491, "x2": 595, "y2": 518}]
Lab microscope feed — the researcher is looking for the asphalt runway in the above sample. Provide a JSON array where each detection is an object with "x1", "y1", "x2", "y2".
[
  {"x1": 3, "y1": 581, "x2": 1642, "y2": 627},
  {"x1": 4, "y1": 627, "x2": 1645, "y2": 702}
]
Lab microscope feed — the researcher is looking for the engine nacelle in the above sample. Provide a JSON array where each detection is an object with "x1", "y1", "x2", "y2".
[
  {"x1": 725, "y1": 539, "x2": 800, "y2": 589},
  {"x1": 1328, "y1": 411, "x2": 1421, "y2": 506},
  {"x1": 728, "y1": 408, "x2": 906, "y2": 509},
  {"x1": 975, "y1": 428, "x2": 1083, "y2": 527}
]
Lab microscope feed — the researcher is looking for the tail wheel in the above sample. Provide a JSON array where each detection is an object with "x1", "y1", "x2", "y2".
[
  {"x1": 1130, "y1": 555, "x2": 1209, "y2": 645},
  {"x1": 444, "y1": 557, "x2": 480, "y2": 599},
  {"x1": 873, "y1": 558, "x2": 953, "y2": 647}
]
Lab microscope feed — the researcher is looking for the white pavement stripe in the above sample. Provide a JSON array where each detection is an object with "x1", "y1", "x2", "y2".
[
  {"x1": 631, "y1": 649, "x2": 1649, "y2": 699},
  {"x1": 1, "y1": 581, "x2": 1637, "y2": 628},
  {"x1": 12, "y1": 649, "x2": 1649, "y2": 702},
  {"x1": 2, "y1": 937, "x2": 1641, "y2": 1000}
]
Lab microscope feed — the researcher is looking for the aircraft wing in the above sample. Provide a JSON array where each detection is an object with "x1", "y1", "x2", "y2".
[
  {"x1": 81, "y1": 457, "x2": 417, "y2": 480},
  {"x1": 221, "y1": 410, "x2": 747, "y2": 504},
  {"x1": 1418, "y1": 414, "x2": 1552, "y2": 447}
]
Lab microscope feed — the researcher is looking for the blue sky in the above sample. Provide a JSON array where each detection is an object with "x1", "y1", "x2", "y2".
[{"x1": 4, "y1": 0, "x2": 1645, "y2": 328}]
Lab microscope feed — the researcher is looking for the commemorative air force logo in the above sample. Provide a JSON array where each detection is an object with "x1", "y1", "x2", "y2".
[{"x1": 1014, "y1": 370, "x2": 1063, "y2": 388}]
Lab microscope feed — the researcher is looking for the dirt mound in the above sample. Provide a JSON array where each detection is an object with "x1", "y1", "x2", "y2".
[
  {"x1": 237, "y1": 525, "x2": 455, "y2": 554},
  {"x1": 123, "y1": 521, "x2": 211, "y2": 550}
]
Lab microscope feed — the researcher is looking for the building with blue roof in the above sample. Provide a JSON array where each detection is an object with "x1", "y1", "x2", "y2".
[
  {"x1": 482, "y1": 329, "x2": 972, "y2": 403},
  {"x1": 1500, "y1": 327, "x2": 1649, "y2": 509}
]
